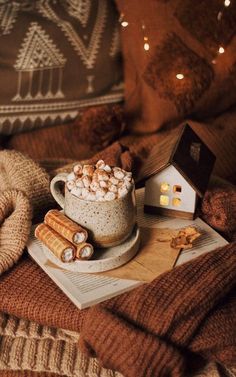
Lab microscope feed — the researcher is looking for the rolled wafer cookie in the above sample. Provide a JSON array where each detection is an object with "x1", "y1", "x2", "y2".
[
  {"x1": 35, "y1": 223, "x2": 75, "y2": 263},
  {"x1": 76, "y1": 242, "x2": 94, "y2": 260},
  {"x1": 44, "y1": 209, "x2": 88, "y2": 245}
]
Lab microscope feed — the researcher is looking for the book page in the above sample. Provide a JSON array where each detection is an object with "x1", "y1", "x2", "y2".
[{"x1": 27, "y1": 237, "x2": 142, "y2": 310}]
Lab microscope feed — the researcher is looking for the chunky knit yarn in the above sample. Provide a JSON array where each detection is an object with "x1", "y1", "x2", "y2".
[
  {"x1": 0, "y1": 190, "x2": 31, "y2": 275},
  {"x1": 0, "y1": 150, "x2": 53, "y2": 219},
  {"x1": 0, "y1": 312, "x2": 122, "y2": 377}
]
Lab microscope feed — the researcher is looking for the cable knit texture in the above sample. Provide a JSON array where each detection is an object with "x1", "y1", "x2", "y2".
[
  {"x1": 0, "y1": 190, "x2": 31, "y2": 275},
  {"x1": 0, "y1": 312, "x2": 122, "y2": 377},
  {"x1": 0, "y1": 150, "x2": 53, "y2": 219}
]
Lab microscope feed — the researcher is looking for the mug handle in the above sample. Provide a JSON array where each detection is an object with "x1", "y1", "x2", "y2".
[{"x1": 50, "y1": 173, "x2": 68, "y2": 210}]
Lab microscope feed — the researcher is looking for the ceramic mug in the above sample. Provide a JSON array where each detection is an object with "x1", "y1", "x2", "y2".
[{"x1": 50, "y1": 173, "x2": 136, "y2": 248}]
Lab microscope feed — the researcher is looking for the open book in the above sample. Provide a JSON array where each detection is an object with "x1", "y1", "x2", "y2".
[{"x1": 27, "y1": 189, "x2": 228, "y2": 309}]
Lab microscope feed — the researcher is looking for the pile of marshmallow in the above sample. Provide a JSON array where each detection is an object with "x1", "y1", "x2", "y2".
[{"x1": 66, "y1": 160, "x2": 133, "y2": 201}]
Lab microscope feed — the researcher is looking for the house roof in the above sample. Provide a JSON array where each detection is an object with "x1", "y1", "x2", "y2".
[{"x1": 138, "y1": 124, "x2": 216, "y2": 197}]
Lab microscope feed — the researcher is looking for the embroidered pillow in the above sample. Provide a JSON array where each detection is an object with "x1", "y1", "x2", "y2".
[
  {"x1": 0, "y1": 0, "x2": 123, "y2": 133},
  {"x1": 115, "y1": 0, "x2": 236, "y2": 133}
]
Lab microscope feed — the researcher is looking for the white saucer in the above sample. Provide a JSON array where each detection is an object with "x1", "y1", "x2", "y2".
[{"x1": 42, "y1": 225, "x2": 140, "y2": 273}]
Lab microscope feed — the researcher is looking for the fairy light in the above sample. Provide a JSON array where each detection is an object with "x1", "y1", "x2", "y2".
[
  {"x1": 142, "y1": 23, "x2": 150, "y2": 52},
  {"x1": 176, "y1": 73, "x2": 184, "y2": 80},
  {"x1": 119, "y1": 13, "x2": 129, "y2": 28},
  {"x1": 218, "y1": 46, "x2": 225, "y2": 54},
  {"x1": 118, "y1": 12, "x2": 227, "y2": 64},
  {"x1": 143, "y1": 35, "x2": 150, "y2": 51},
  {"x1": 224, "y1": 0, "x2": 230, "y2": 6},
  {"x1": 121, "y1": 20, "x2": 129, "y2": 27}
]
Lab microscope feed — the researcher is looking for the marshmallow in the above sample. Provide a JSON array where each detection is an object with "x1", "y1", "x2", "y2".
[
  {"x1": 67, "y1": 172, "x2": 76, "y2": 181},
  {"x1": 97, "y1": 196, "x2": 106, "y2": 201},
  {"x1": 113, "y1": 168, "x2": 125, "y2": 180},
  {"x1": 73, "y1": 164, "x2": 83, "y2": 176},
  {"x1": 82, "y1": 176, "x2": 92, "y2": 188},
  {"x1": 124, "y1": 174, "x2": 132, "y2": 182},
  {"x1": 96, "y1": 160, "x2": 106, "y2": 170},
  {"x1": 125, "y1": 171, "x2": 132, "y2": 178},
  {"x1": 99, "y1": 180, "x2": 108, "y2": 188},
  {"x1": 82, "y1": 165, "x2": 94, "y2": 176},
  {"x1": 90, "y1": 180, "x2": 100, "y2": 192},
  {"x1": 81, "y1": 188, "x2": 90, "y2": 198},
  {"x1": 75, "y1": 178, "x2": 84, "y2": 188},
  {"x1": 104, "y1": 191, "x2": 116, "y2": 201},
  {"x1": 124, "y1": 180, "x2": 133, "y2": 191},
  {"x1": 104, "y1": 164, "x2": 112, "y2": 173},
  {"x1": 97, "y1": 170, "x2": 109, "y2": 181},
  {"x1": 96, "y1": 188, "x2": 107, "y2": 198},
  {"x1": 110, "y1": 176, "x2": 119, "y2": 185},
  {"x1": 71, "y1": 187, "x2": 82, "y2": 197},
  {"x1": 108, "y1": 183, "x2": 118, "y2": 193},
  {"x1": 66, "y1": 180, "x2": 75, "y2": 191},
  {"x1": 86, "y1": 192, "x2": 96, "y2": 201},
  {"x1": 118, "y1": 187, "x2": 128, "y2": 198}
]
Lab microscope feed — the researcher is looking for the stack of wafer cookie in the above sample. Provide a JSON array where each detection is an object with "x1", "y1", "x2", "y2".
[{"x1": 35, "y1": 210, "x2": 94, "y2": 263}]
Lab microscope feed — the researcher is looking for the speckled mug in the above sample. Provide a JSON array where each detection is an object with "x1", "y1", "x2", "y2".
[{"x1": 50, "y1": 173, "x2": 136, "y2": 248}]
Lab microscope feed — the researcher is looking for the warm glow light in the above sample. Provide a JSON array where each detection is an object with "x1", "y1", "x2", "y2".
[
  {"x1": 218, "y1": 46, "x2": 225, "y2": 54},
  {"x1": 121, "y1": 21, "x2": 129, "y2": 27},
  {"x1": 144, "y1": 42, "x2": 150, "y2": 51},
  {"x1": 172, "y1": 198, "x2": 181, "y2": 207},
  {"x1": 160, "y1": 195, "x2": 169, "y2": 206},
  {"x1": 160, "y1": 183, "x2": 170, "y2": 193},
  {"x1": 176, "y1": 73, "x2": 184, "y2": 80},
  {"x1": 224, "y1": 0, "x2": 230, "y2": 6}
]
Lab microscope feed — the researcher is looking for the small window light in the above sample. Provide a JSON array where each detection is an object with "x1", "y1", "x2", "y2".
[
  {"x1": 224, "y1": 0, "x2": 230, "y2": 6},
  {"x1": 160, "y1": 183, "x2": 170, "y2": 193},
  {"x1": 160, "y1": 195, "x2": 169, "y2": 206},
  {"x1": 176, "y1": 73, "x2": 184, "y2": 80},
  {"x1": 218, "y1": 46, "x2": 225, "y2": 54},
  {"x1": 173, "y1": 185, "x2": 182, "y2": 193},
  {"x1": 144, "y1": 43, "x2": 150, "y2": 51},
  {"x1": 172, "y1": 198, "x2": 181, "y2": 207}
]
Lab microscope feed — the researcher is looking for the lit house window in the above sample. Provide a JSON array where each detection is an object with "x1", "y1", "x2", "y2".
[
  {"x1": 160, "y1": 195, "x2": 169, "y2": 206},
  {"x1": 160, "y1": 183, "x2": 170, "y2": 193},
  {"x1": 173, "y1": 185, "x2": 182, "y2": 193},
  {"x1": 172, "y1": 198, "x2": 181, "y2": 207}
]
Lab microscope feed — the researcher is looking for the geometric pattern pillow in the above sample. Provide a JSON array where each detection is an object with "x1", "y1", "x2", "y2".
[
  {"x1": 0, "y1": 0, "x2": 123, "y2": 134},
  {"x1": 115, "y1": 0, "x2": 236, "y2": 134}
]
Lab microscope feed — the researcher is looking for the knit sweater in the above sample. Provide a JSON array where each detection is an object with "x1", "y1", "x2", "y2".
[
  {"x1": 0, "y1": 311, "x2": 122, "y2": 377},
  {"x1": 79, "y1": 243, "x2": 236, "y2": 377}
]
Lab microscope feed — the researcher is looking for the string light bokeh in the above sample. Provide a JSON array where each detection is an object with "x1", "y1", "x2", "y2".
[{"x1": 119, "y1": 1, "x2": 232, "y2": 81}]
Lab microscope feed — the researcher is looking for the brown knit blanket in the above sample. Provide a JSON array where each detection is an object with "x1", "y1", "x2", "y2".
[{"x1": 0, "y1": 117, "x2": 235, "y2": 376}]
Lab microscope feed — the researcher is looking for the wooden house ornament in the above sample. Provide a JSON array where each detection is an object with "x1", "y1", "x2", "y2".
[{"x1": 140, "y1": 124, "x2": 216, "y2": 220}]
